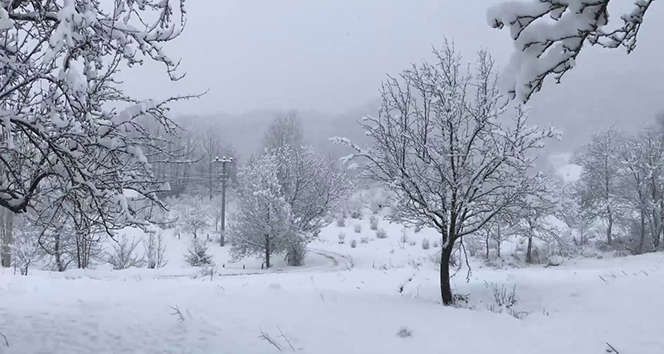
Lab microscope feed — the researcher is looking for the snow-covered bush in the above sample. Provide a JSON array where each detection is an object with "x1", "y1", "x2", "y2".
[
  {"x1": 350, "y1": 239, "x2": 358, "y2": 248},
  {"x1": 336, "y1": 214, "x2": 346, "y2": 227},
  {"x1": 376, "y1": 228, "x2": 388, "y2": 239},
  {"x1": 398, "y1": 229, "x2": 408, "y2": 249},
  {"x1": 354, "y1": 224, "x2": 362, "y2": 233},
  {"x1": 369, "y1": 216, "x2": 379, "y2": 230},
  {"x1": 185, "y1": 238, "x2": 213, "y2": 267},
  {"x1": 285, "y1": 237, "x2": 308, "y2": 267},
  {"x1": 324, "y1": 213, "x2": 335, "y2": 225},
  {"x1": 338, "y1": 232, "x2": 346, "y2": 244},
  {"x1": 433, "y1": 240, "x2": 440, "y2": 248},
  {"x1": 485, "y1": 282, "x2": 525, "y2": 319},
  {"x1": 409, "y1": 240, "x2": 417, "y2": 247},
  {"x1": 171, "y1": 195, "x2": 211, "y2": 238},
  {"x1": 107, "y1": 235, "x2": 144, "y2": 270},
  {"x1": 144, "y1": 232, "x2": 168, "y2": 269},
  {"x1": 11, "y1": 219, "x2": 43, "y2": 276},
  {"x1": 421, "y1": 239, "x2": 430, "y2": 250},
  {"x1": 360, "y1": 237, "x2": 370, "y2": 244}
]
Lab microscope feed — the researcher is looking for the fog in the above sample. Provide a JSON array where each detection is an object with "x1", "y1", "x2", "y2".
[{"x1": 120, "y1": 0, "x2": 664, "y2": 157}]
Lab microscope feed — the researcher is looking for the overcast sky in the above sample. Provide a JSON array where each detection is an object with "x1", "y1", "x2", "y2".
[{"x1": 121, "y1": 0, "x2": 664, "y2": 135}]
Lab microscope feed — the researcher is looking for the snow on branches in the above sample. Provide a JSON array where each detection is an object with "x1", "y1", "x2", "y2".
[
  {"x1": 0, "y1": 1, "x2": 192, "y2": 237},
  {"x1": 488, "y1": 0, "x2": 655, "y2": 102}
]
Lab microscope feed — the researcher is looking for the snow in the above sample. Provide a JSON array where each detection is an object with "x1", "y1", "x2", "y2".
[{"x1": 1, "y1": 212, "x2": 664, "y2": 353}]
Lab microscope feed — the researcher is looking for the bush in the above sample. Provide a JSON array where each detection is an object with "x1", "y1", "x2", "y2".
[
  {"x1": 369, "y1": 216, "x2": 379, "y2": 230},
  {"x1": 144, "y1": 232, "x2": 168, "y2": 269},
  {"x1": 336, "y1": 214, "x2": 346, "y2": 227},
  {"x1": 350, "y1": 239, "x2": 358, "y2": 248},
  {"x1": 432, "y1": 240, "x2": 440, "y2": 248},
  {"x1": 421, "y1": 239, "x2": 430, "y2": 250},
  {"x1": 350, "y1": 210, "x2": 362, "y2": 219},
  {"x1": 485, "y1": 282, "x2": 526, "y2": 319},
  {"x1": 399, "y1": 230, "x2": 408, "y2": 249},
  {"x1": 360, "y1": 237, "x2": 370, "y2": 244},
  {"x1": 324, "y1": 213, "x2": 335, "y2": 225},
  {"x1": 354, "y1": 224, "x2": 362, "y2": 233},
  {"x1": 338, "y1": 232, "x2": 346, "y2": 244},
  {"x1": 286, "y1": 239, "x2": 308, "y2": 266},
  {"x1": 107, "y1": 235, "x2": 144, "y2": 270},
  {"x1": 185, "y1": 238, "x2": 213, "y2": 266},
  {"x1": 409, "y1": 240, "x2": 417, "y2": 246},
  {"x1": 376, "y1": 228, "x2": 388, "y2": 239}
]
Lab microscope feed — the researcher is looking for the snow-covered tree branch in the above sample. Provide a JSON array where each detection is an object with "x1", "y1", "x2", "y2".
[
  {"x1": 0, "y1": 0, "x2": 193, "y2": 239},
  {"x1": 488, "y1": 0, "x2": 655, "y2": 102}
]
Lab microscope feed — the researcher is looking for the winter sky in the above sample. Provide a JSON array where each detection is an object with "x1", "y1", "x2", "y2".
[{"x1": 122, "y1": 0, "x2": 664, "y2": 131}]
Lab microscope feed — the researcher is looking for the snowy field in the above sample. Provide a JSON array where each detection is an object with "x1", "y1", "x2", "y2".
[{"x1": 1, "y1": 212, "x2": 664, "y2": 354}]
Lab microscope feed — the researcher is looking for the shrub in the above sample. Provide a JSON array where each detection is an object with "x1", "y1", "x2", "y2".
[
  {"x1": 350, "y1": 210, "x2": 362, "y2": 219},
  {"x1": 399, "y1": 230, "x2": 408, "y2": 249},
  {"x1": 338, "y1": 232, "x2": 346, "y2": 244},
  {"x1": 421, "y1": 239, "x2": 430, "y2": 250},
  {"x1": 324, "y1": 213, "x2": 335, "y2": 224},
  {"x1": 360, "y1": 237, "x2": 370, "y2": 244},
  {"x1": 354, "y1": 224, "x2": 362, "y2": 233},
  {"x1": 432, "y1": 240, "x2": 440, "y2": 248},
  {"x1": 144, "y1": 232, "x2": 168, "y2": 269},
  {"x1": 376, "y1": 228, "x2": 388, "y2": 239},
  {"x1": 350, "y1": 239, "x2": 358, "y2": 248},
  {"x1": 286, "y1": 239, "x2": 308, "y2": 267},
  {"x1": 484, "y1": 282, "x2": 526, "y2": 319},
  {"x1": 185, "y1": 238, "x2": 213, "y2": 267},
  {"x1": 336, "y1": 214, "x2": 346, "y2": 227},
  {"x1": 409, "y1": 240, "x2": 417, "y2": 246},
  {"x1": 107, "y1": 235, "x2": 144, "y2": 270},
  {"x1": 369, "y1": 216, "x2": 379, "y2": 230}
]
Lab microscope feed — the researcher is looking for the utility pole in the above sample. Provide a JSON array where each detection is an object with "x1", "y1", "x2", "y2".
[{"x1": 214, "y1": 156, "x2": 233, "y2": 247}]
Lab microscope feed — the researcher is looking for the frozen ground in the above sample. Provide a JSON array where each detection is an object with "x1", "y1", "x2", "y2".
[{"x1": 1, "y1": 213, "x2": 663, "y2": 353}]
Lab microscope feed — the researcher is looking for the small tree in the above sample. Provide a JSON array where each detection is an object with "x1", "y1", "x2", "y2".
[
  {"x1": 263, "y1": 112, "x2": 304, "y2": 151},
  {"x1": 185, "y1": 238, "x2": 213, "y2": 267},
  {"x1": 144, "y1": 232, "x2": 168, "y2": 269},
  {"x1": 228, "y1": 155, "x2": 293, "y2": 269},
  {"x1": 172, "y1": 195, "x2": 211, "y2": 238},
  {"x1": 335, "y1": 44, "x2": 556, "y2": 305},
  {"x1": 11, "y1": 218, "x2": 43, "y2": 276},
  {"x1": 107, "y1": 235, "x2": 144, "y2": 270}
]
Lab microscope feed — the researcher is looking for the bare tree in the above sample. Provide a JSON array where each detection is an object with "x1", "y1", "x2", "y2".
[
  {"x1": 263, "y1": 112, "x2": 304, "y2": 151},
  {"x1": 572, "y1": 127, "x2": 624, "y2": 245},
  {"x1": 271, "y1": 145, "x2": 352, "y2": 265},
  {"x1": 488, "y1": 0, "x2": 655, "y2": 102},
  {"x1": 618, "y1": 136, "x2": 651, "y2": 254},
  {"x1": 335, "y1": 44, "x2": 557, "y2": 305}
]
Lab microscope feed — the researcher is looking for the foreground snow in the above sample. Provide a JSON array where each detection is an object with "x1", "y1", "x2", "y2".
[{"x1": 1, "y1": 217, "x2": 664, "y2": 353}]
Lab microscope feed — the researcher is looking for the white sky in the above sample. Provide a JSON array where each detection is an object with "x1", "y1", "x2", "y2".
[{"x1": 121, "y1": 0, "x2": 664, "y2": 133}]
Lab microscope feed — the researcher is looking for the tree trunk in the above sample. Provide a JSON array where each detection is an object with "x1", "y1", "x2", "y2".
[
  {"x1": 497, "y1": 237, "x2": 502, "y2": 258},
  {"x1": 607, "y1": 211, "x2": 613, "y2": 245},
  {"x1": 1, "y1": 209, "x2": 13, "y2": 268},
  {"x1": 526, "y1": 235, "x2": 533, "y2": 264},
  {"x1": 54, "y1": 233, "x2": 65, "y2": 272},
  {"x1": 265, "y1": 235, "x2": 271, "y2": 269},
  {"x1": 485, "y1": 231, "x2": 490, "y2": 261},
  {"x1": 639, "y1": 209, "x2": 646, "y2": 254},
  {"x1": 439, "y1": 240, "x2": 454, "y2": 306}
]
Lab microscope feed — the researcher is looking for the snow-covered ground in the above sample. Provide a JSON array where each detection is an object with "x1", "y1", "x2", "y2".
[{"x1": 1, "y1": 212, "x2": 663, "y2": 353}]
